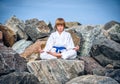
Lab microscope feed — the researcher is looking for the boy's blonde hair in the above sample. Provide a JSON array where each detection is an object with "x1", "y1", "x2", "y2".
[{"x1": 54, "y1": 18, "x2": 65, "y2": 29}]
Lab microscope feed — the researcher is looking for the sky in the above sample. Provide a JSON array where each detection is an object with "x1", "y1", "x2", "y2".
[{"x1": 0, "y1": 0, "x2": 120, "y2": 25}]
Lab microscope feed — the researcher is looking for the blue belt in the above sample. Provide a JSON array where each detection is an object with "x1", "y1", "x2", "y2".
[{"x1": 53, "y1": 46, "x2": 66, "y2": 53}]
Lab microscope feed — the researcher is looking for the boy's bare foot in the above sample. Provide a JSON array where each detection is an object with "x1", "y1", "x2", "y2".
[
  {"x1": 73, "y1": 45, "x2": 79, "y2": 51},
  {"x1": 39, "y1": 49, "x2": 44, "y2": 53}
]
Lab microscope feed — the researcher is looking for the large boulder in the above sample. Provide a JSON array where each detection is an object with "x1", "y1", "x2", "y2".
[
  {"x1": 48, "y1": 22, "x2": 53, "y2": 32},
  {"x1": 25, "y1": 19, "x2": 50, "y2": 41},
  {"x1": 90, "y1": 38, "x2": 120, "y2": 68},
  {"x1": 80, "y1": 56, "x2": 105, "y2": 75},
  {"x1": 25, "y1": 18, "x2": 39, "y2": 27},
  {"x1": 65, "y1": 22, "x2": 81, "y2": 28},
  {"x1": 5, "y1": 16, "x2": 28, "y2": 40},
  {"x1": 105, "y1": 69, "x2": 120, "y2": 83},
  {"x1": 36, "y1": 20, "x2": 51, "y2": 33},
  {"x1": 0, "y1": 72, "x2": 40, "y2": 84},
  {"x1": 66, "y1": 75, "x2": 119, "y2": 84},
  {"x1": 0, "y1": 43, "x2": 27, "y2": 76},
  {"x1": 20, "y1": 39, "x2": 46, "y2": 61},
  {"x1": 73, "y1": 25, "x2": 105, "y2": 56},
  {"x1": 27, "y1": 59, "x2": 84, "y2": 84},
  {"x1": 104, "y1": 20, "x2": 120, "y2": 30},
  {"x1": 104, "y1": 24, "x2": 120, "y2": 43},
  {"x1": 0, "y1": 25, "x2": 16, "y2": 47},
  {"x1": 12, "y1": 39, "x2": 33, "y2": 54}
]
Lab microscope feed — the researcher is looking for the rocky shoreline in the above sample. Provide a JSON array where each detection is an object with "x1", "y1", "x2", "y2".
[{"x1": 0, "y1": 16, "x2": 120, "y2": 84}]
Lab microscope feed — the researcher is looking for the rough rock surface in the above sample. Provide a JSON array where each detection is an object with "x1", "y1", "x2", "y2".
[
  {"x1": 36, "y1": 20, "x2": 50, "y2": 33},
  {"x1": 80, "y1": 56, "x2": 105, "y2": 75},
  {"x1": 0, "y1": 25, "x2": 16, "y2": 47},
  {"x1": 0, "y1": 72, "x2": 40, "y2": 84},
  {"x1": 105, "y1": 24, "x2": 120, "y2": 43},
  {"x1": 0, "y1": 43, "x2": 27, "y2": 76},
  {"x1": 27, "y1": 59, "x2": 84, "y2": 84},
  {"x1": 12, "y1": 39, "x2": 33, "y2": 54},
  {"x1": 25, "y1": 19, "x2": 50, "y2": 41},
  {"x1": 20, "y1": 40, "x2": 46, "y2": 60},
  {"x1": 73, "y1": 25, "x2": 105, "y2": 56},
  {"x1": 48, "y1": 22, "x2": 53, "y2": 32},
  {"x1": 5, "y1": 16, "x2": 28, "y2": 40},
  {"x1": 90, "y1": 38, "x2": 120, "y2": 68},
  {"x1": 105, "y1": 69, "x2": 120, "y2": 83},
  {"x1": 65, "y1": 22, "x2": 81, "y2": 28},
  {"x1": 66, "y1": 75, "x2": 119, "y2": 84},
  {"x1": 104, "y1": 20, "x2": 120, "y2": 30}
]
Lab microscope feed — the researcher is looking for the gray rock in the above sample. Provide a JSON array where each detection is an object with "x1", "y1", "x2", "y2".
[
  {"x1": 104, "y1": 20, "x2": 120, "y2": 30},
  {"x1": 65, "y1": 22, "x2": 81, "y2": 28},
  {"x1": 25, "y1": 19, "x2": 50, "y2": 41},
  {"x1": 66, "y1": 75, "x2": 119, "y2": 84},
  {"x1": 25, "y1": 18, "x2": 39, "y2": 27},
  {"x1": 72, "y1": 25, "x2": 105, "y2": 56},
  {"x1": 48, "y1": 22, "x2": 53, "y2": 32},
  {"x1": 0, "y1": 72, "x2": 40, "y2": 84},
  {"x1": 0, "y1": 43, "x2": 27, "y2": 76},
  {"x1": 106, "y1": 24, "x2": 120, "y2": 43},
  {"x1": 105, "y1": 69, "x2": 120, "y2": 83},
  {"x1": 80, "y1": 56, "x2": 105, "y2": 75},
  {"x1": 27, "y1": 59, "x2": 84, "y2": 84},
  {"x1": 90, "y1": 38, "x2": 120, "y2": 68},
  {"x1": 5, "y1": 16, "x2": 28, "y2": 40},
  {"x1": 12, "y1": 39, "x2": 33, "y2": 54},
  {"x1": 37, "y1": 20, "x2": 50, "y2": 33}
]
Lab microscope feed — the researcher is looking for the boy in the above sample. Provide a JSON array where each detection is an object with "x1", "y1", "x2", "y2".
[{"x1": 40, "y1": 18, "x2": 79, "y2": 59}]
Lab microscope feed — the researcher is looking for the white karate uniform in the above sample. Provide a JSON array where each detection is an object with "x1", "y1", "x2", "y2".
[{"x1": 40, "y1": 31, "x2": 77, "y2": 60}]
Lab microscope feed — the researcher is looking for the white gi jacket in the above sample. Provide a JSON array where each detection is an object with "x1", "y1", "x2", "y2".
[{"x1": 40, "y1": 31, "x2": 77, "y2": 59}]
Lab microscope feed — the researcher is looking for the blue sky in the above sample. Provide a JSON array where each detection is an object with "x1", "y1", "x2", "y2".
[{"x1": 0, "y1": 0, "x2": 120, "y2": 25}]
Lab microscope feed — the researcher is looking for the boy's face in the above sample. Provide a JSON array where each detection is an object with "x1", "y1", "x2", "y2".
[{"x1": 56, "y1": 24, "x2": 64, "y2": 32}]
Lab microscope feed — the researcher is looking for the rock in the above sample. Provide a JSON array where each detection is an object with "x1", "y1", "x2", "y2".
[
  {"x1": 0, "y1": 72, "x2": 40, "y2": 84},
  {"x1": 104, "y1": 20, "x2": 120, "y2": 30},
  {"x1": 74, "y1": 25, "x2": 105, "y2": 56},
  {"x1": 25, "y1": 19, "x2": 50, "y2": 41},
  {"x1": 105, "y1": 24, "x2": 120, "y2": 43},
  {"x1": 0, "y1": 25, "x2": 16, "y2": 47},
  {"x1": 66, "y1": 75, "x2": 119, "y2": 84},
  {"x1": 25, "y1": 53, "x2": 40, "y2": 62},
  {"x1": 105, "y1": 69, "x2": 120, "y2": 83},
  {"x1": 0, "y1": 44, "x2": 27, "y2": 76},
  {"x1": 80, "y1": 56, "x2": 105, "y2": 75},
  {"x1": 25, "y1": 18, "x2": 39, "y2": 27},
  {"x1": 90, "y1": 38, "x2": 120, "y2": 68},
  {"x1": 48, "y1": 22, "x2": 53, "y2": 32},
  {"x1": 5, "y1": 16, "x2": 28, "y2": 40},
  {"x1": 65, "y1": 22, "x2": 81, "y2": 28},
  {"x1": 0, "y1": 31, "x2": 3, "y2": 43},
  {"x1": 20, "y1": 40, "x2": 46, "y2": 60},
  {"x1": 36, "y1": 20, "x2": 50, "y2": 33},
  {"x1": 27, "y1": 59, "x2": 84, "y2": 84},
  {"x1": 105, "y1": 64, "x2": 114, "y2": 69},
  {"x1": 12, "y1": 39, "x2": 33, "y2": 54}
]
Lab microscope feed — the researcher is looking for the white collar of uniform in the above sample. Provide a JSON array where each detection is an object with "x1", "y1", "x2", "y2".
[{"x1": 56, "y1": 31, "x2": 65, "y2": 36}]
